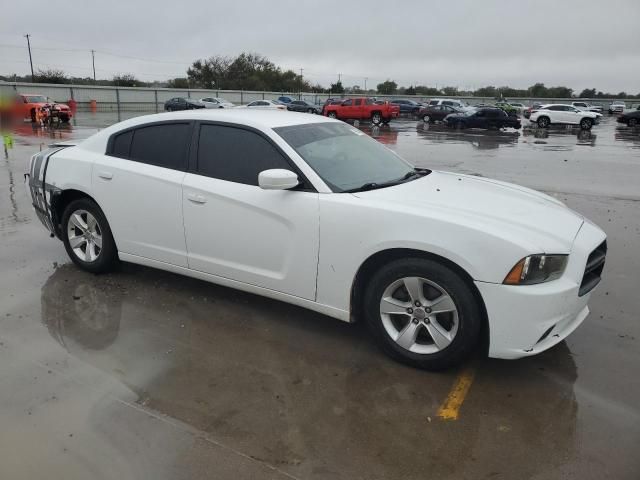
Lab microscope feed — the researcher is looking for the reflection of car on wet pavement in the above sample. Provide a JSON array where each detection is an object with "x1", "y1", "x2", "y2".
[
  {"x1": 445, "y1": 107, "x2": 522, "y2": 129},
  {"x1": 617, "y1": 109, "x2": 640, "y2": 127},
  {"x1": 18, "y1": 94, "x2": 73, "y2": 123},
  {"x1": 416, "y1": 123, "x2": 520, "y2": 149},
  {"x1": 530, "y1": 104, "x2": 600, "y2": 130},
  {"x1": 27, "y1": 109, "x2": 608, "y2": 370}
]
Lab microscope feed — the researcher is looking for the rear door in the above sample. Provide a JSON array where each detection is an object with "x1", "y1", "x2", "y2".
[
  {"x1": 181, "y1": 123, "x2": 320, "y2": 300},
  {"x1": 340, "y1": 99, "x2": 356, "y2": 119},
  {"x1": 93, "y1": 121, "x2": 191, "y2": 267}
]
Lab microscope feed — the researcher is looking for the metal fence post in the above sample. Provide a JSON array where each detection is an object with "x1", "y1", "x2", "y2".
[
  {"x1": 187, "y1": 89, "x2": 191, "y2": 98},
  {"x1": 241, "y1": 90, "x2": 243, "y2": 104},
  {"x1": 154, "y1": 90, "x2": 158, "y2": 113},
  {"x1": 69, "y1": 86, "x2": 74, "y2": 101},
  {"x1": 262, "y1": 92, "x2": 265, "y2": 100},
  {"x1": 116, "y1": 88, "x2": 121, "y2": 122}
]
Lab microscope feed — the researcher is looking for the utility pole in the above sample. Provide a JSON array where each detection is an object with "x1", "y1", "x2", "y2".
[
  {"x1": 24, "y1": 34, "x2": 34, "y2": 82},
  {"x1": 299, "y1": 68, "x2": 303, "y2": 100},
  {"x1": 364, "y1": 77, "x2": 368, "y2": 92},
  {"x1": 91, "y1": 50, "x2": 96, "y2": 82}
]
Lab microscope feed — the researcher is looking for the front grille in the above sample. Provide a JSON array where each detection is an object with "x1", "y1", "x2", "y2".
[{"x1": 579, "y1": 241, "x2": 607, "y2": 296}]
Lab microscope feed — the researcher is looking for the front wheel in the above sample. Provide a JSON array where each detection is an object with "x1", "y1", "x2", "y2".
[
  {"x1": 363, "y1": 258, "x2": 482, "y2": 370},
  {"x1": 580, "y1": 118, "x2": 593, "y2": 130},
  {"x1": 307, "y1": 108, "x2": 314, "y2": 114},
  {"x1": 62, "y1": 198, "x2": 118, "y2": 274}
]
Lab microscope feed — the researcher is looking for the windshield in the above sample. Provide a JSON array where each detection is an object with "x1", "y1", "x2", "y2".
[
  {"x1": 275, "y1": 123, "x2": 422, "y2": 192},
  {"x1": 25, "y1": 95, "x2": 48, "y2": 103}
]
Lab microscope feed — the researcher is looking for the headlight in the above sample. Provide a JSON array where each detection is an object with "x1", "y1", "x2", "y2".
[{"x1": 503, "y1": 254, "x2": 568, "y2": 285}]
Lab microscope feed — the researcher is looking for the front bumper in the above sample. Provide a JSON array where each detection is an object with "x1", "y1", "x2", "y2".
[{"x1": 477, "y1": 220, "x2": 606, "y2": 359}]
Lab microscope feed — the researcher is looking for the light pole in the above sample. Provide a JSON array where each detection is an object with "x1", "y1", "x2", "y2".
[
  {"x1": 364, "y1": 77, "x2": 368, "y2": 92},
  {"x1": 24, "y1": 34, "x2": 34, "y2": 82},
  {"x1": 91, "y1": 50, "x2": 96, "y2": 82}
]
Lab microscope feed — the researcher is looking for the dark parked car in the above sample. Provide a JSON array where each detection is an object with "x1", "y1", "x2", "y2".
[
  {"x1": 445, "y1": 107, "x2": 521, "y2": 130},
  {"x1": 286, "y1": 100, "x2": 322, "y2": 114},
  {"x1": 617, "y1": 109, "x2": 640, "y2": 127},
  {"x1": 277, "y1": 96, "x2": 295, "y2": 104},
  {"x1": 390, "y1": 99, "x2": 421, "y2": 114},
  {"x1": 164, "y1": 97, "x2": 205, "y2": 111},
  {"x1": 418, "y1": 104, "x2": 463, "y2": 123},
  {"x1": 523, "y1": 103, "x2": 543, "y2": 119}
]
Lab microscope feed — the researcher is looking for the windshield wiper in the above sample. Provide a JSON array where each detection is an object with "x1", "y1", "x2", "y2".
[{"x1": 344, "y1": 169, "x2": 429, "y2": 193}]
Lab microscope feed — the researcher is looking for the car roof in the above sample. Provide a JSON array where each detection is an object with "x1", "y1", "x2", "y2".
[{"x1": 79, "y1": 110, "x2": 339, "y2": 153}]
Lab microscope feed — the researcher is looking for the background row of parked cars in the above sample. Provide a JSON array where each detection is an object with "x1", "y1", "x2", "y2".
[{"x1": 163, "y1": 95, "x2": 640, "y2": 130}]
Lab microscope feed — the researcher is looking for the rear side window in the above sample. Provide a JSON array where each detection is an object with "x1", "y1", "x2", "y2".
[
  {"x1": 111, "y1": 130, "x2": 132, "y2": 158},
  {"x1": 197, "y1": 124, "x2": 292, "y2": 186},
  {"x1": 128, "y1": 123, "x2": 190, "y2": 170},
  {"x1": 342, "y1": 99, "x2": 353, "y2": 106}
]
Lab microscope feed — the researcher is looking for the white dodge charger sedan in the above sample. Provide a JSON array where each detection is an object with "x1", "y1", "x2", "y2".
[{"x1": 27, "y1": 110, "x2": 606, "y2": 369}]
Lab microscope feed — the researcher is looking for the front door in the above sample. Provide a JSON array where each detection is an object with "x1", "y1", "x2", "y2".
[{"x1": 182, "y1": 123, "x2": 319, "y2": 300}]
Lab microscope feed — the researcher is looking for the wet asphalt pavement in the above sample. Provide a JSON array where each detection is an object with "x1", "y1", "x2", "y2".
[{"x1": 1, "y1": 112, "x2": 639, "y2": 479}]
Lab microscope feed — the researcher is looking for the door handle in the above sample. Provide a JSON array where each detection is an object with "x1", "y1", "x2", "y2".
[
  {"x1": 97, "y1": 171, "x2": 113, "y2": 180},
  {"x1": 187, "y1": 193, "x2": 207, "y2": 204}
]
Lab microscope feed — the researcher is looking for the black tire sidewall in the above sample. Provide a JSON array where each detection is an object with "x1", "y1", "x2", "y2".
[
  {"x1": 362, "y1": 258, "x2": 482, "y2": 370},
  {"x1": 61, "y1": 198, "x2": 118, "y2": 273}
]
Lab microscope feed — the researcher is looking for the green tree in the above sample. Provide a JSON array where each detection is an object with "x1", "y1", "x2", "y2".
[
  {"x1": 35, "y1": 69, "x2": 67, "y2": 84},
  {"x1": 528, "y1": 83, "x2": 548, "y2": 97},
  {"x1": 167, "y1": 77, "x2": 189, "y2": 88},
  {"x1": 405, "y1": 85, "x2": 416, "y2": 95},
  {"x1": 377, "y1": 80, "x2": 397, "y2": 95},
  {"x1": 441, "y1": 86, "x2": 459, "y2": 96},
  {"x1": 113, "y1": 74, "x2": 141, "y2": 87},
  {"x1": 330, "y1": 81, "x2": 345, "y2": 94},
  {"x1": 579, "y1": 88, "x2": 597, "y2": 98}
]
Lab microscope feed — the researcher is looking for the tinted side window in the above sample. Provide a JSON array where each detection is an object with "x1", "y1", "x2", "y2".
[
  {"x1": 355, "y1": 99, "x2": 362, "y2": 106},
  {"x1": 197, "y1": 125, "x2": 292, "y2": 186},
  {"x1": 111, "y1": 130, "x2": 132, "y2": 158},
  {"x1": 129, "y1": 123, "x2": 190, "y2": 170},
  {"x1": 342, "y1": 99, "x2": 353, "y2": 106}
]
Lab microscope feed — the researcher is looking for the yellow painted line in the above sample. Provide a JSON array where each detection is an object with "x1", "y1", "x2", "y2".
[{"x1": 437, "y1": 367, "x2": 476, "y2": 420}]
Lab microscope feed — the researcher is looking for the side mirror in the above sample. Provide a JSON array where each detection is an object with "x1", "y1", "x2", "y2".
[{"x1": 258, "y1": 169, "x2": 299, "y2": 190}]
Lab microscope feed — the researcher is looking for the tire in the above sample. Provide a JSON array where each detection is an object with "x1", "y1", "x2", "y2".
[
  {"x1": 422, "y1": 114, "x2": 431, "y2": 123},
  {"x1": 327, "y1": 111, "x2": 337, "y2": 119},
  {"x1": 61, "y1": 198, "x2": 118, "y2": 274},
  {"x1": 579, "y1": 118, "x2": 593, "y2": 130},
  {"x1": 307, "y1": 108, "x2": 314, "y2": 114},
  {"x1": 363, "y1": 258, "x2": 481, "y2": 370},
  {"x1": 60, "y1": 114, "x2": 70, "y2": 123},
  {"x1": 537, "y1": 116, "x2": 550, "y2": 128},
  {"x1": 629, "y1": 118, "x2": 638, "y2": 127},
  {"x1": 166, "y1": 106, "x2": 172, "y2": 112},
  {"x1": 30, "y1": 108, "x2": 37, "y2": 122},
  {"x1": 371, "y1": 111, "x2": 383, "y2": 126}
]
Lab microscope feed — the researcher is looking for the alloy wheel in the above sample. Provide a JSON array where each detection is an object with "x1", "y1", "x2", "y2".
[
  {"x1": 67, "y1": 209, "x2": 103, "y2": 262},
  {"x1": 379, "y1": 276, "x2": 459, "y2": 354}
]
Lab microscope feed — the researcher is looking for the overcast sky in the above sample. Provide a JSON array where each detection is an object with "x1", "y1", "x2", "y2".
[{"x1": 1, "y1": 0, "x2": 638, "y2": 93}]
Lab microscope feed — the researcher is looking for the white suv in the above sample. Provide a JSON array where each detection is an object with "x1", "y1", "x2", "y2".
[{"x1": 530, "y1": 104, "x2": 600, "y2": 130}]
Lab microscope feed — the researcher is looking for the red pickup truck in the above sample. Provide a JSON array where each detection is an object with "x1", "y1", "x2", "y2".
[{"x1": 323, "y1": 97, "x2": 400, "y2": 125}]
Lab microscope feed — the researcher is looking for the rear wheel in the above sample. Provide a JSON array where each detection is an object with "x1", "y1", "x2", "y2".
[
  {"x1": 580, "y1": 118, "x2": 593, "y2": 130},
  {"x1": 371, "y1": 111, "x2": 383, "y2": 125},
  {"x1": 363, "y1": 258, "x2": 481, "y2": 370},
  {"x1": 629, "y1": 118, "x2": 638, "y2": 127},
  {"x1": 307, "y1": 108, "x2": 314, "y2": 114},
  {"x1": 422, "y1": 114, "x2": 431, "y2": 123},
  {"x1": 537, "y1": 116, "x2": 550, "y2": 128},
  {"x1": 327, "y1": 111, "x2": 337, "y2": 119},
  {"x1": 62, "y1": 198, "x2": 118, "y2": 274}
]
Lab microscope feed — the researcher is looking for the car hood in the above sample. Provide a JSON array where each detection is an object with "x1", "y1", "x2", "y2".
[{"x1": 352, "y1": 171, "x2": 584, "y2": 253}]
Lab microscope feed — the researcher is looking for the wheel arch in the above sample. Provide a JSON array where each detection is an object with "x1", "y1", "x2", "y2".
[
  {"x1": 51, "y1": 188, "x2": 100, "y2": 238},
  {"x1": 349, "y1": 248, "x2": 489, "y2": 351}
]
